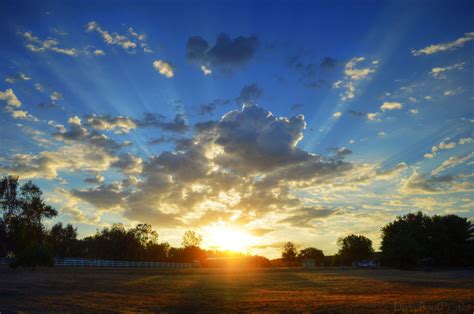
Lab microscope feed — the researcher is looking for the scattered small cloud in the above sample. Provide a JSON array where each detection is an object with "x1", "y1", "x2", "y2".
[
  {"x1": 411, "y1": 32, "x2": 474, "y2": 56},
  {"x1": 380, "y1": 101, "x2": 402, "y2": 112},
  {"x1": 153, "y1": 60, "x2": 174, "y2": 78},
  {"x1": 430, "y1": 62, "x2": 464, "y2": 78}
]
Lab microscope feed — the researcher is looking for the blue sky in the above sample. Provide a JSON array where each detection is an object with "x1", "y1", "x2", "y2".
[{"x1": 0, "y1": 0, "x2": 473, "y2": 257}]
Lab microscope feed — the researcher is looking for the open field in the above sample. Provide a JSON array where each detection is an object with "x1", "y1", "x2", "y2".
[{"x1": 0, "y1": 266, "x2": 473, "y2": 313}]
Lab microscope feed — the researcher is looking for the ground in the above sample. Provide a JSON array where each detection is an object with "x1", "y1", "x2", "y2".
[{"x1": 0, "y1": 266, "x2": 473, "y2": 313}]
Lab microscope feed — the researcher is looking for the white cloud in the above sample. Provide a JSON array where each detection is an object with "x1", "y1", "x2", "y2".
[
  {"x1": 409, "y1": 109, "x2": 419, "y2": 115},
  {"x1": 153, "y1": 60, "x2": 174, "y2": 78},
  {"x1": 22, "y1": 31, "x2": 77, "y2": 56},
  {"x1": 430, "y1": 62, "x2": 464, "y2": 78},
  {"x1": 94, "y1": 49, "x2": 105, "y2": 56},
  {"x1": 333, "y1": 111, "x2": 342, "y2": 118},
  {"x1": 424, "y1": 138, "x2": 459, "y2": 158},
  {"x1": 86, "y1": 21, "x2": 151, "y2": 53},
  {"x1": 412, "y1": 32, "x2": 474, "y2": 56},
  {"x1": 50, "y1": 91, "x2": 63, "y2": 101},
  {"x1": 444, "y1": 88, "x2": 461, "y2": 96},
  {"x1": 380, "y1": 101, "x2": 402, "y2": 112},
  {"x1": 85, "y1": 114, "x2": 137, "y2": 134},
  {"x1": 367, "y1": 113, "x2": 379, "y2": 121},
  {"x1": 0, "y1": 89, "x2": 22, "y2": 107},
  {"x1": 431, "y1": 152, "x2": 474, "y2": 176},
  {"x1": 344, "y1": 57, "x2": 375, "y2": 80},
  {"x1": 459, "y1": 137, "x2": 473, "y2": 145},
  {"x1": 5, "y1": 73, "x2": 31, "y2": 84},
  {"x1": 201, "y1": 65, "x2": 212, "y2": 75},
  {"x1": 334, "y1": 57, "x2": 378, "y2": 101},
  {"x1": 0, "y1": 88, "x2": 38, "y2": 121}
]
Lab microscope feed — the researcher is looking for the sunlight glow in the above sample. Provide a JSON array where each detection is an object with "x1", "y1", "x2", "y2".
[{"x1": 203, "y1": 222, "x2": 257, "y2": 252}]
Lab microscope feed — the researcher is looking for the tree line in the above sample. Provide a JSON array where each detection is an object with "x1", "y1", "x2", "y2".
[
  {"x1": 281, "y1": 213, "x2": 473, "y2": 268},
  {"x1": 0, "y1": 176, "x2": 268, "y2": 268},
  {"x1": 1, "y1": 176, "x2": 473, "y2": 269}
]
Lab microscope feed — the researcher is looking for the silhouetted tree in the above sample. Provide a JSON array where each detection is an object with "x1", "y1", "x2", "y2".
[
  {"x1": 298, "y1": 247, "x2": 325, "y2": 266},
  {"x1": 0, "y1": 176, "x2": 57, "y2": 268},
  {"x1": 381, "y1": 212, "x2": 473, "y2": 268},
  {"x1": 282, "y1": 241, "x2": 298, "y2": 266},
  {"x1": 336, "y1": 234, "x2": 373, "y2": 266},
  {"x1": 48, "y1": 223, "x2": 78, "y2": 258}
]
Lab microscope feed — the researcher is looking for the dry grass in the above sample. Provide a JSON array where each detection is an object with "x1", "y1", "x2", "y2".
[{"x1": 0, "y1": 266, "x2": 473, "y2": 313}]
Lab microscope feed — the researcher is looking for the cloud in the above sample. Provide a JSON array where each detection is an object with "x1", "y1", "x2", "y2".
[
  {"x1": 86, "y1": 21, "x2": 138, "y2": 52},
  {"x1": 348, "y1": 110, "x2": 379, "y2": 121},
  {"x1": 333, "y1": 111, "x2": 342, "y2": 118},
  {"x1": 50, "y1": 91, "x2": 63, "y2": 101},
  {"x1": 333, "y1": 57, "x2": 378, "y2": 101},
  {"x1": 85, "y1": 114, "x2": 137, "y2": 134},
  {"x1": 185, "y1": 33, "x2": 259, "y2": 73},
  {"x1": 380, "y1": 101, "x2": 402, "y2": 112},
  {"x1": 138, "y1": 113, "x2": 189, "y2": 133},
  {"x1": 153, "y1": 60, "x2": 174, "y2": 78},
  {"x1": 401, "y1": 170, "x2": 473, "y2": 194},
  {"x1": 430, "y1": 62, "x2": 464, "y2": 78},
  {"x1": 0, "y1": 144, "x2": 117, "y2": 179},
  {"x1": 22, "y1": 31, "x2": 77, "y2": 56},
  {"x1": 71, "y1": 182, "x2": 129, "y2": 211},
  {"x1": 431, "y1": 152, "x2": 474, "y2": 176},
  {"x1": 444, "y1": 88, "x2": 462, "y2": 96},
  {"x1": 94, "y1": 49, "x2": 105, "y2": 56},
  {"x1": 344, "y1": 57, "x2": 375, "y2": 80},
  {"x1": 111, "y1": 153, "x2": 143, "y2": 175},
  {"x1": 236, "y1": 83, "x2": 263, "y2": 105},
  {"x1": 278, "y1": 207, "x2": 339, "y2": 228},
  {"x1": 411, "y1": 32, "x2": 474, "y2": 56},
  {"x1": 1, "y1": 88, "x2": 38, "y2": 121},
  {"x1": 5, "y1": 73, "x2": 31, "y2": 84},
  {"x1": 0, "y1": 88, "x2": 22, "y2": 107},
  {"x1": 84, "y1": 173, "x2": 105, "y2": 184},
  {"x1": 52, "y1": 116, "x2": 126, "y2": 152},
  {"x1": 424, "y1": 138, "x2": 463, "y2": 158},
  {"x1": 196, "y1": 98, "x2": 230, "y2": 116}
]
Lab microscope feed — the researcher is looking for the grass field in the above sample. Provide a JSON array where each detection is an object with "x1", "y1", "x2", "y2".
[{"x1": 0, "y1": 266, "x2": 473, "y2": 313}]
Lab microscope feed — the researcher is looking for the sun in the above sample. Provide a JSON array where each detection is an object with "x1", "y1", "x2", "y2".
[{"x1": 203, "y1": 223, "x2": 256, "y2": 252}]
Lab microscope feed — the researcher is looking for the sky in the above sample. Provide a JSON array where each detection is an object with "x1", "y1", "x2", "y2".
[{"x1": 0, "y1": 0, "x2": 473, "y2": 258}]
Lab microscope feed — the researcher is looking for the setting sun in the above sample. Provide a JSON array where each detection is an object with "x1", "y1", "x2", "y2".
[{"x1": 203, "y1": 223, "x2": 256, "y2": 252}]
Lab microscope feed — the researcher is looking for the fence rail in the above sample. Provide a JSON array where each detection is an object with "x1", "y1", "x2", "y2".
[{"x1": 0, "y1": 257, "x2": 194, "y2": 269}]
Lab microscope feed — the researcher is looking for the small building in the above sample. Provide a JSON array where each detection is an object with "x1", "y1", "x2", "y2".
[{"x1": 301, "y1": 258, "x2": 316, "y2": 268}]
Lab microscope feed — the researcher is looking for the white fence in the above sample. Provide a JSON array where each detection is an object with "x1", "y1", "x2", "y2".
[{"x1": 0, "y1": 257, "x2": 194, "y2": 269}]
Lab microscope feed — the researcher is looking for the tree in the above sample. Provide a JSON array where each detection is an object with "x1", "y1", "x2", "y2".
[
  {"x1": 282, "y1": 241, "x2": 298, "y2": 265},
  {"x1": 48, "y1": 223, "x2": 78, "y2": 258},
  {"x1": 298, "y1": 247, "x2": 324, "y2": 266},
  {"x1": 381, "y1": 212, "x2": 473, "y2": 268},
  {"x1": 181, "y1": 230, "x2": 202, "y2": 248},
  {"x1": 336, "y1": 234, "x2": 374, "y2": 266},
  {"x1": 0, "y1": 176, "x2": 57, "y2": 267}
]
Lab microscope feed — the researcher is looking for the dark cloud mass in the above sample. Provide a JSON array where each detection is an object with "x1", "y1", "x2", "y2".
[
  {"x1": 186, "y1": 33, "x2": 259, "y2": 72},
  {"x1": 236, "y1": 83, "x2": 263, "y2": 105},
  {"x1": 138, "y1": 113, "x2": 189, "y2": 133}
]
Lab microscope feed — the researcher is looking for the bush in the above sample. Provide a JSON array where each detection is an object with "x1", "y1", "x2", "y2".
[{"x1": 10, "y1": 245, "x2": 54, "y2": 270}]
